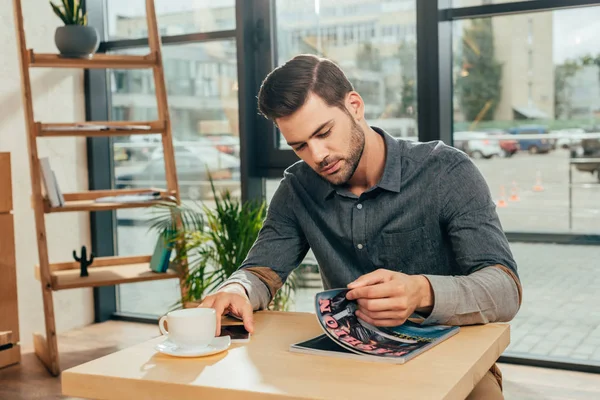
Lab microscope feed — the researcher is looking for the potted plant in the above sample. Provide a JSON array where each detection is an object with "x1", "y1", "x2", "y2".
[
  {"x1": 50, "y1": 0, "x2": 99, "y2": 58},
  {"x1": 148, "y1": 178, "x2": 297, "y2": 311}
]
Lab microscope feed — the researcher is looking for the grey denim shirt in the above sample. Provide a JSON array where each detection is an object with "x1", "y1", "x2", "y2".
[{"x1": 225, "y1": 127, "x2": 521, "y2": 325}]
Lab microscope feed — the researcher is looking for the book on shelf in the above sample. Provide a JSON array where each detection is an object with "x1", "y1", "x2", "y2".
[
  {"x1": 39, "y1": 157, "x2": 64, "y2": 207},
  {"x1": 94, "y1": 191, "x2": 162, "y2": 203},
  {"x1": 149, "y1": 232, "x2": 174, "y2": 273},
  {"x1": 289, "y1": 288, "x2": 460, "y2": 364}
]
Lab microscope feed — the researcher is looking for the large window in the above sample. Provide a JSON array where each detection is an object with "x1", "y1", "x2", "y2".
[
  {"x1": 102, "y1": 3, "x2": 239, "y2": 317},
  {"x1": 275, "y1": 0, "x2": 418, "y2": 147},
  {"x1": 452, "y1": 7, "x2": 600, "y2": 234},
  {"x1": 451, "y1": 4, "x2": 600, "y2": 367}
]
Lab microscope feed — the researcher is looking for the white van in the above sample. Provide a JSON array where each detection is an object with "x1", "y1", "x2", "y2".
[{"x1": 454, "y1": 131, "x2": 503, "y2": 159}]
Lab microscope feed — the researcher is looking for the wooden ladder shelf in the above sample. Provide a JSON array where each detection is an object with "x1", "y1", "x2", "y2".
[{"x1": 12, "y1": 0, "x2": 184, "y2": 376}]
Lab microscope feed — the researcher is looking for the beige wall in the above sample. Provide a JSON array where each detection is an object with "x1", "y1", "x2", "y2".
[{"x1": 0, "y1": 0, "x2": 93, "y2": 348}]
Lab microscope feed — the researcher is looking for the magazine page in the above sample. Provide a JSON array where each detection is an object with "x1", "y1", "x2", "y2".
[
  {"x1": 359, "y1": 319, "x2": 459, "y2": 343},
  {"x1": 315, "y1": 289, "x2": 436, "y2": 359}
]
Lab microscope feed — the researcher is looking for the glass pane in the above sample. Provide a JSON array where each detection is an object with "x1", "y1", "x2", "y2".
[
  {"x1": 453, "y1": 7, "x2": 600, "y2": 365},
  {"x1": 111, "y1": 40, "x2": 240, "y2": 317},
  {"x1": 106, "y1": 0, "x2": 235, "y2": 40},
  {"x1": 275, "y1": 0, "x2": 418, "y2": 149}
]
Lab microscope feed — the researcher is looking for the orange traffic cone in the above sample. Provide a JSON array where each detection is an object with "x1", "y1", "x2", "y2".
[
  {"x1": 496, "y1": 185, "x2": 508, "y2": 208},
  {"x1": 509, "y1": 181, "x2": 520, "y2": 202},
  {"x1": 533, "y1": 171, "x2": 544, "y2": 192}
]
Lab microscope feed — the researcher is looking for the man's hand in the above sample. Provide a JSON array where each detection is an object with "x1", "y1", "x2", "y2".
[
  {"x1": 198, "y1": 283, "x2": 254, "y2": 336},
  {"x1": 346, "y1": 269, "x2": 434, "y2": 327}
]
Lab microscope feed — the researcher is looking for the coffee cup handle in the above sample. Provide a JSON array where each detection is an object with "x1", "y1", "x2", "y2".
[{"x1": 159, "y1": 316, "x2": 168, "y2": 335}]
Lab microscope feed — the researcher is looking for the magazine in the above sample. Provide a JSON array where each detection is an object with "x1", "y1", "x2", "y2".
[{"x1": 289, "y1": 288, "x2": 460, "y2": 364}]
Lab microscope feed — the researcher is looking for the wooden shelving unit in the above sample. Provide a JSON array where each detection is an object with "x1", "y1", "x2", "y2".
[
  {"x1": 13, "y1": 0, "x2": 184, "y2": 376},
  {"x1": 0, "y1": 153, "x2": 21, "y2": 371}
]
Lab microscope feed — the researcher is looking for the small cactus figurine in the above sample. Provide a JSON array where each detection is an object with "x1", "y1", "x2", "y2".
[{"x1": 73, "y1": 245, "x2": 94, "y2": 277}]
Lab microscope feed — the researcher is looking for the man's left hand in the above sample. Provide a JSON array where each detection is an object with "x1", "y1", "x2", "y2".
[{"x1": 346, "y1": 269, "x2": 434, "y2": 327}]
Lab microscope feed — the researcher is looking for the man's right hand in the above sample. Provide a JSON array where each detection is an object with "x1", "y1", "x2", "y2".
[{"x1": 198, "y1": 283, "x2": 254, "y2": 336}]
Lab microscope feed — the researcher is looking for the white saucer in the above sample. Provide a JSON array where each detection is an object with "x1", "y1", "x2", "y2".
[{"x1": 155, "y1": 336, "x2": 231, "y2": 358}]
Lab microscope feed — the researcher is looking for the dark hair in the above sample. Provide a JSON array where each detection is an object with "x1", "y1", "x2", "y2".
[{"x1": 257, "y1": 54, "x2": 354, "y2": 121}]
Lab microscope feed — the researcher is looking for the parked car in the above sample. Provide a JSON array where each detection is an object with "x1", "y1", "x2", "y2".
[
  {"x1": 454, "y1": 131, "x2": 503, "y2": 159},
  {"x1": 484, "y1": 129, "x2": 519, "y2": 157},
  {"x1": 116, "y1": 146, "x2": 241, "y2": 200},
  {"x1": 554, "y1": 128, "x2": 584, "y2": 149},
  {"x1": 204, "y1": 134, "x2": 240, "y2": 157},
  {"x1": 507, "y1": 125, "x2": 554, "y2": 154}
]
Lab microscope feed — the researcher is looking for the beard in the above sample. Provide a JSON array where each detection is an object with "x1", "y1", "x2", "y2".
[{"x1": 319, "y1": 119, "x2": 365, "y2": 186}]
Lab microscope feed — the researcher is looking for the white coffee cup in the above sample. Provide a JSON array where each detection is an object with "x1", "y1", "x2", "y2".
[{"x1": 158, "y1": 308, "x2": 216, "y2": 349}]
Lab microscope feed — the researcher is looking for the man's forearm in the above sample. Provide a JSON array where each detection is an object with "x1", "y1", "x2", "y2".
[
  {"x1": 419, "y1": 266, "x2": 521, "y2": 325},
  {"x1": 218, "y1": 269, "x2": 274, "y2": 311}
]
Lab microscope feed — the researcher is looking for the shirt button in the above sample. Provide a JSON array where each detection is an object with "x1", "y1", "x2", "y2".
[
  {"x1": 356, "y1": 204, "x2": 363, "y2": 210},
  {"x1": 357, "y1": 244, "x2": 364, "y2": 250}
]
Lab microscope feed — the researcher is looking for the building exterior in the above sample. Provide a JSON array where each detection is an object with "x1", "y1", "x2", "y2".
[
  {"x1": 111, "y1": 0, "x2": 419, "y2": 139},
  {"x1": 112, "y1": 1, "x2": 556, "y2": 137},
  {"x1": 493, "y1": 13, "x2": 554, "y2": 121}
]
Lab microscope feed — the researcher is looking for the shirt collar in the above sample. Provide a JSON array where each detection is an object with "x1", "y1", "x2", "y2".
[{"x1": 315, "y1": 126, "x2": 402, "y2": 201}]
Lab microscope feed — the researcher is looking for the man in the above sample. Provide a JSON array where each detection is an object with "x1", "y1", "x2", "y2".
[{"x1": 200, "y1": 54, "x2": 522, "y2": 399}]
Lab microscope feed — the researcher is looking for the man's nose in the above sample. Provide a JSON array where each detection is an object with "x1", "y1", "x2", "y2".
[{"x1": 309, "y1": 142, "x2": 329, "y2": 167}]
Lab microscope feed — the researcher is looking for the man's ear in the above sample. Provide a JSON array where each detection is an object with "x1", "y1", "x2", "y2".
[{"x1": 346, "y1": 91, "x2": 364, "y2": 121}]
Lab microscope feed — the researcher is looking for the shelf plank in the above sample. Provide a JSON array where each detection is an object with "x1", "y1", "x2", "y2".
[
  {"x1": 40, "y1": 263, "x2": 178, "y2": 290},
  {"x1": 37, "y1": 120, "x2": 165, "y2": 137},
  {"x1": 45, "y1": 189, "x2": 175, "y2": 213},
  {"x1": 47, "y1": 255, "x2": 152, "y2": 272},
  {"x1": 62, "y1": 188, "x2": 172, "y2": 202},
  {"x1": 46, "y1": 199, "x2": 166, "y2": 213},
  {"x1": 28, "y1": 51, "x2": 157, "y2": 69}
]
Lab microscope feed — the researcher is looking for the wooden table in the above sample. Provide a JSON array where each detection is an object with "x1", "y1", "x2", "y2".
[{"x1": 61, "y1": 311, "x2": 510, "y2": 400}]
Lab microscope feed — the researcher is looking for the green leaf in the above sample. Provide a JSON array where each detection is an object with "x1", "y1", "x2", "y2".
[
  {"x1": 73, "y1": 0, "x2": 82, "y2": 25},
  {"x1": 67, "y1": 0, "x2": 75, "y2": 19},
  {"x1": 50, "y1": 2, "x2": 69, "y2": 25},
  {"x1": 61, "y1": 0, "x2": 74, "y2": 24}
]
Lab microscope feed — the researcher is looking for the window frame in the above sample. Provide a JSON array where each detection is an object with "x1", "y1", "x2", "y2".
[{"x1": 88, "y1": 0, "x2": 246, "y2": 323}]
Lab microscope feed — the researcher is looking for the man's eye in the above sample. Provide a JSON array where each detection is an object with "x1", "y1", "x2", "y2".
[
  {"x1": 295, "y1": 143, "x2": 306, "y2": 151},
  {"x1": 319, "y1": 130, "x2": 331, "y2": 138}
]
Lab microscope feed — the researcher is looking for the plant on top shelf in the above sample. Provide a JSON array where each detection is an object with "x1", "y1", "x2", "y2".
[
  {"x1": 148, "y1": 176, "x2": 297, "y2": 312},
  {"x1": 49, "y1": 0, "x2": 99, "y2": 58}
]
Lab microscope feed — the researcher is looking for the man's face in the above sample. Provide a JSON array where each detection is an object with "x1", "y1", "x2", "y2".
[{"x1": 276, "y1": 93, "x2": 365, "y2": 186}]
